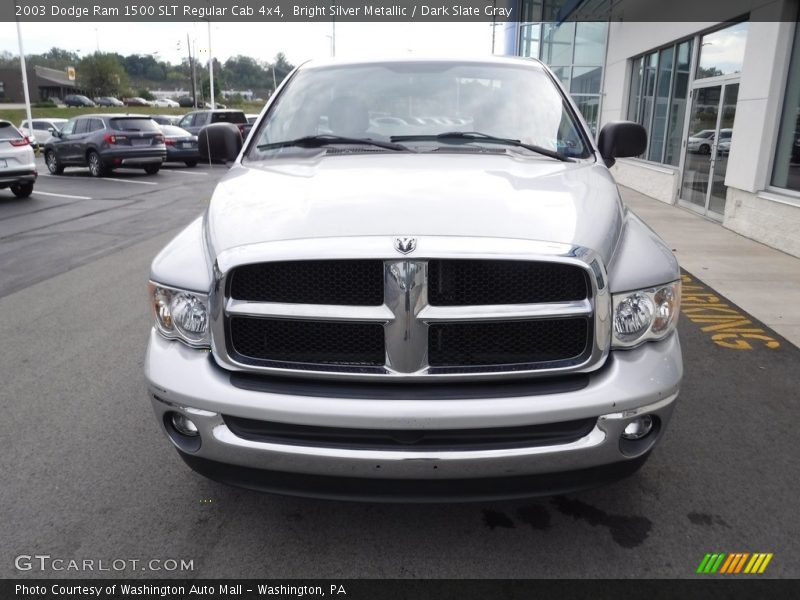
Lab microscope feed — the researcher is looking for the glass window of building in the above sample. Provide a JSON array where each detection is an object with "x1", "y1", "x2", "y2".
[
  {"x1": 541, "y1": 22, "x2": 576, "y2": 66},
  {"x1": 573, "y1": 22, "x2": 607, "y2": 66},
  {"x1": 771, "y1": 22, "x2": 800, "y2": 193},
  {"x1": 697, "y1": 21, "x2": 749, "y2": 79},
  {"x1": 627, "y1": 39, "x2": 694, "y2": 166},
  {"x1": 517, "y1": 1, "x2": 608, "y2": 136}
]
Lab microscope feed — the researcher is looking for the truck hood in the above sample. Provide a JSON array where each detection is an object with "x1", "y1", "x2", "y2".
[{"x1": 206, "y1": 153, "x2": 624, "y2": 264}]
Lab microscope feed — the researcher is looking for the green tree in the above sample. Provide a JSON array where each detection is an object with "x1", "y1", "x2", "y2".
[{"x1": 77, "y1": 53, "x2": 128, "y2": 97}]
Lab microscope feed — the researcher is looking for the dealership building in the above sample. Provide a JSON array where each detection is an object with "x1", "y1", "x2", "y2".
[{"x1": 504, "y1": 0, "x2": 800, "y2": 258}]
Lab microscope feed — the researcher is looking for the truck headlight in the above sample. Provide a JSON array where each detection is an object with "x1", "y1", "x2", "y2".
[
  {"x1": 612, "y1": 281, "x2": 681, "y2": 348},
  {"x1": 148, "y1": 282, "x2": 210, "y2": 348}
]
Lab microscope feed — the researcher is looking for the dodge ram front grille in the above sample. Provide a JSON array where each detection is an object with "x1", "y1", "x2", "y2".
[
  {"x1": 229, "y1": 317, "x2": 385, "y2": 366},
  {"x1": 214, "y1": 242, "x2": 608, "y2": 379},
  {"x1": 428, "y1": 259, "x2": 589, "y2": 305},
  {"x1": 428, "y1": 318, "x2": 590, "y2": 367},
  {"x1": 229, "y1": 260, "x2": 384, "y2": 305}
]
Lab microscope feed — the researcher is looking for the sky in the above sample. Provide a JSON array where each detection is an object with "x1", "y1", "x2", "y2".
[{"x1": 0, "y1": 21, "x2": 505, "y2": 66}]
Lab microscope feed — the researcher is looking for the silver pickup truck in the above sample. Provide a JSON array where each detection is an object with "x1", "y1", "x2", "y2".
[{"x1": 145, "y1": 57, "x2": 682, "y2": 501}]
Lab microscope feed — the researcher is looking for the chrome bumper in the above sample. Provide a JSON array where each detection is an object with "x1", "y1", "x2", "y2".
[{"x1": 145, "y1": 329, "x2": 682, "y2": 482}]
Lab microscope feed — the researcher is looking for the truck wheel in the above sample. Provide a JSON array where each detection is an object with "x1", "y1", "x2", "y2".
[
  {"x1": 87, "y1": 151, "x2": 105, "y2": 177},
  {"x1": 184, "y1": 160, "x2": 198, "y2": 168},
  {"x1": 45, "y1": 150, "x2": 64, "y2": 175},
  {"x1": 11, "y1": 182, "x2": 34, "y2": 198},
  {"x1": 144, "y1": 165, "x2": 160, "y2": 175}
]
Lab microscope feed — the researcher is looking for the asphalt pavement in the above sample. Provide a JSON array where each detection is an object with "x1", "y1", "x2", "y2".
[{"x1": 0, "y1": 160, "x2": 798, "y2": 579}]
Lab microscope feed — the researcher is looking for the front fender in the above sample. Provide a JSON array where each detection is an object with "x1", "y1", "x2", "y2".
[
  {"x1": 149, "y1": 216, "x2": 214, "y2": 292},
  {"x1": 606, "y1": 209, "x2": 679, "y2": 293}
]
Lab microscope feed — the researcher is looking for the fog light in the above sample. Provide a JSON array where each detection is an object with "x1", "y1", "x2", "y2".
[
  {"x1": 171, "y1": 413, "x2": 199, "y2": 437},
  {"x1": 622, "y1": 415, "x2": 653, "y2": 440}
]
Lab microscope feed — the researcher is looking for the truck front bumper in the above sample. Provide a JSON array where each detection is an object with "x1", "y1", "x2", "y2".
[{"x1": 145, "y1": 330, "x2": 682, "y2": 500}]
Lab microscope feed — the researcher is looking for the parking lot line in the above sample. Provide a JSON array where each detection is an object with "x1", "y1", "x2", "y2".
[
  {"x1": 40, "y1": 173, "x2": 157, "y2": 186},
  {"x1": 34, "y1": 191, "x2": 92, "y2": 200},
  {"x1": 162, "y1": 170, "x2": 209, "y2": 176},
  {"x1": 98, "y1": 177, "x2": 158, "y2": 186}
]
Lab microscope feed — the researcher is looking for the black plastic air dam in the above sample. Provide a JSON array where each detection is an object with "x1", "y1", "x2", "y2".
[
  {"x1": 221, "y1": 415, "x2": 597, "y2": 451},
  {"x1": 177, "y1": 452, "x2": 650, "y2": 503},
  {"x1": 228, "y1": 366, "x2": 591, "y2": 399}
]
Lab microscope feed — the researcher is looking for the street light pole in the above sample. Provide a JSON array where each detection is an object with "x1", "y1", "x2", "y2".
[
  {"x1": 14, "y1": 9, "x2": 33, "y2": 149},
  {"x1": 187, "y1": 34, "x2": 197, "y2": 108},
  {"x1": 207, "y1": 20, "x2": 215, "y2": 109}
]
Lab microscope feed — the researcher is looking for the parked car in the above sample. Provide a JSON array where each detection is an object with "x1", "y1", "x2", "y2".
[
  {"x1": 159, "y1": 124, "x2": 200, "y2": 167},
  {"x1": 95, "y1": 96, "x2": 124, "y2": 107},
  {"x1": 64, "y1": 94, "x2": 96, "y2": 108},
  {"x1": 150, "y1": 114, "x2": 182, "y2": 126},
  {"x1": 124, "y1": 97, "x2": 153, "y2": 107},
  {"x1": 152, "y1": 98, "x2": 180, "y2": 108},
  {"x1": 0, "y1": 120, "x2": 36, "y2": 198},
  {"x1": 177, "y1": 109, "x2": 251, "y2": 138},
  {"x1": 43, "y1": 114, "x2": 165, "y2": 177},
  {"x1": 687, "y1": 129, "x2": 715, "y2": 154},
  {"x1": 19, "y1": 118, "x2": 68, "y2": 149},
  {"x1": 145, "y1": 57, "x2": 683, "y2": 501},
  {"x1": 716, "y1": 128, "x2": 733, "y2": 156}
]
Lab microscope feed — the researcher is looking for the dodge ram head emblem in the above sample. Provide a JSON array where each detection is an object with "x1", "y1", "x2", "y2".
[{"x1": 394, "y1": 237, "x2": 417, "y2": 254}]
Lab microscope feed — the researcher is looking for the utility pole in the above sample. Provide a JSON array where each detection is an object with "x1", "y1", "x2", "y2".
[
  {"x1": 186, "y1": 34, "x2": 197, "y2": 108},
  {"x1": 490, "y1": 0, "x2": 497, "y2": 54},
  {"x1": 207, "y1": 20, "x2": 215, "y2": 109},
  {"x1": 14, "y1": 9, "x2": 33, "y2": 151}
]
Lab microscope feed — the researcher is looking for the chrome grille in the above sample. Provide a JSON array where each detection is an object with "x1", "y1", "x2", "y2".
[{"x1": 212, "y1": 237, "x2": 610, "y2": 381}]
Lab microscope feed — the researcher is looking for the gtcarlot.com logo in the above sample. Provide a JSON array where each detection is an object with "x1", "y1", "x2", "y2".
[
  {"x1": 14, "y1": 554, "x2": 194, "y2": 572},
  {"x1": 697, "y1": 552, "x2": 774, "y2": 574}
]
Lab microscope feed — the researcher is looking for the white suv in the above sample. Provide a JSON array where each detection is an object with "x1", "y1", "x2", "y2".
[
  {"x1": 0, "y1": 121, "x2": 36, "y2": 199},
  {"x1": 19, "y1": 118, "x2": 68, "y2": 149}
]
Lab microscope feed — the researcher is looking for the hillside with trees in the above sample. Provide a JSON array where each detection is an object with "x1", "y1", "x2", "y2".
[{"x1": 0, "y1": 47, "x2": 294, "y2": 102}]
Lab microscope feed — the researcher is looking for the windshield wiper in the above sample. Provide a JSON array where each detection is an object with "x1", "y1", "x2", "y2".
[
  {"x1": 257, "y1": 135, "x2": 413, "y2": 152},
  {"x1": 390, "y1": 131, "x2": 573, "y2": 162}
]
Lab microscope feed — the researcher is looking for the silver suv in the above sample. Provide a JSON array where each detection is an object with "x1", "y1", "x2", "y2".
[
  {"x1": 0, "y1": 120, "x2": 36, "y2": 199},
  {"x1": 145, "y1": 58, "x2": 682, "y2": 501}
]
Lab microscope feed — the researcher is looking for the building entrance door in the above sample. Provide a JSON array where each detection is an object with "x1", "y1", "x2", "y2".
[{"x1": 679, "y1": 81, "x2": 739, "y2": 220}]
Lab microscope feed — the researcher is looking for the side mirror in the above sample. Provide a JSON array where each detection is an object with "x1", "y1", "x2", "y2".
[
  {"x1": 198, "y1": 123, "x2": 243, "y2": 164},
  {"x1": 597, "y1": 121, "x2": 647, "y2": 168}
]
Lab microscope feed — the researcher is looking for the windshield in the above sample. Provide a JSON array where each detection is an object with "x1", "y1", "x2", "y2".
[
  {"x1": 212, "y1": 112, "x2": 247, "y2": 124},
  {"x1": 110, "y1": 118, "x2": 160, "y2": 132},
  {"x1": 0, "y1": 121, "x2": 23, "y2": 140},
  {"x1": 247, "y1": 61, "x2": 590, "y2": 160},
  {"x1": 160, "y1": 125, "x2": 190, "y2": 136}
]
